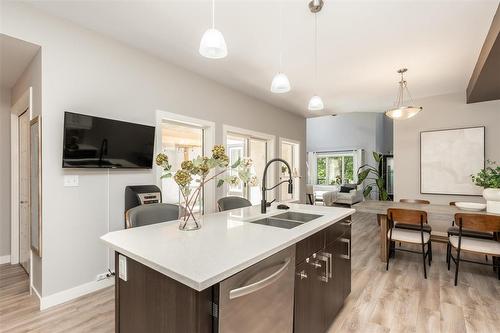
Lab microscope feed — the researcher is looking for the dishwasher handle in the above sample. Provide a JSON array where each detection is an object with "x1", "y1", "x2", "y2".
[{"x1": 229, "y1": 258, "x2": 291, "y2": 300}]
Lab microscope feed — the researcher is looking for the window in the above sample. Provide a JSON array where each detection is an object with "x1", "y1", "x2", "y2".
[
  {"x1": 226, "y1": 133, "x2": 268, "y2": 205},
  {"x1": 160, "y1": 121, "x2": 204, "y2": 213},
  {"x1": 316, "y1": 153, "x2": 354, "y2": 185},
  {"x1": 280, "y1": 139, "x2": 300, "y2": 201}
]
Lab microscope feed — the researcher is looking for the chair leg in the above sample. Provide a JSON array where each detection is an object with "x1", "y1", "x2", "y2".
[
  {"x1": 454, "y1": 248, "x2": 461, "y2": 286},
  {"x1": 428, "y1": 241, "x2": 432, "y2": 266},
  {"x1": 421, "y1": 242, "x2": 427, "y2": 279},
  {"x1": 447, "y1": 243, "x2": 451, "y2": 271},
  {"x1": 386, "y1": 232, "x2": 393, "y2": 271},
  {"x1": 446, "y1": 242, "x2": 450, "y2": 264},
  {"x1": 386, "y1": 241, "x2": 391, "y2": 271}
]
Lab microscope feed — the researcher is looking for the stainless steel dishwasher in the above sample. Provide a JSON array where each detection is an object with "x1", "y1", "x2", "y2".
[{"x1": 214, "y1": 246, "x2": 296, "y2": 333}]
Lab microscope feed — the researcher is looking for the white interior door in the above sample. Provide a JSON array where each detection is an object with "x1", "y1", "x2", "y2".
[{"x1": 18, "y1": 110, "x2": 30, "y2": 275}]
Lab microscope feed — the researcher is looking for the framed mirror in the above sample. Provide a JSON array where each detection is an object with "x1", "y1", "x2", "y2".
[{"x1": 30, "y1": 116, "x2": 42, "y2": 257}]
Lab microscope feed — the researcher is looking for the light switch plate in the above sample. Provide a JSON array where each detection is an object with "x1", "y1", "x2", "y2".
[
  {"x1": 118, "y1": 255, "x2": 127, "y2": 281},
  {"x1": 64, "y1": 175, "x2": 79, "y2": 187}
]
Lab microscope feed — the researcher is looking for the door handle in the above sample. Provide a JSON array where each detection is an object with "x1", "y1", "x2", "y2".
[
  {"x1": 316, "y1": 252, "x2": 332, "y2": 282},
  {"x1": 229, "y1": 258, "x2": 291, "y2": 299},
  {"x1": 20, "y1": 201, "x2": 28, "y2": 204},
  {"x1": 340, "y1": 238, "x2": 351, "y2": 260}
]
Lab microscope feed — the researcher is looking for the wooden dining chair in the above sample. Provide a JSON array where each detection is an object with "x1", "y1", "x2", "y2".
[
  {"x1": 446, "y1": 201, "x2": 491, "y2": 264},
  {"x1": 448, "y1": 213, "x2": 500, "y2": 285},
  {"x1": 386, "y1": 208, "x2": 432, "y2": 279},
  {"x1": 395, "y1": 199, "x2": 432, "y2": 233}
]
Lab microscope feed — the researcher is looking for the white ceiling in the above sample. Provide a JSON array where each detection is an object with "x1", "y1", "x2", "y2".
[
  {"x1": 23, "y1": 0, "x2": 499, "y2": 117},
  {"x1": 0, "y1": 34, "x2": 40, "y2": 89}
]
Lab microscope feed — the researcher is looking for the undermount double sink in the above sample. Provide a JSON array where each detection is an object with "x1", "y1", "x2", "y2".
[{"x1": 248, "y1": 211, "x2": 323, "y2": 229}]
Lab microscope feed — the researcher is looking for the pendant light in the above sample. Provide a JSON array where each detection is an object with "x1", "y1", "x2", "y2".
[
  {"x1": 308, "y1": 2, "x2": 324, "y2": 111},
  {"x1": 271, "y1": 1, "x2": 291, "y2": 93},
  {"x1": 199, "y1": 0, "x2": 227, "y2": 59},
  {"x1": 385, "y1": 68, "x2": 422, "y2": 120}
]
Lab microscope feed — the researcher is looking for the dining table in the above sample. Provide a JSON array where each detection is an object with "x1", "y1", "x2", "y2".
[{"x1": 353, "y1": 200, "x2": 498, "y2": 262}]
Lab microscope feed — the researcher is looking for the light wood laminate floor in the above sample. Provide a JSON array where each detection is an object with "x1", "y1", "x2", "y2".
[{"x1": 1, "y1": 212, "x2": 499, "y2": 333}]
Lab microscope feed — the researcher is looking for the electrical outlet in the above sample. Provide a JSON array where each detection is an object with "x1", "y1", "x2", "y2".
[
  {"x1": 96, "y1": 273, "x2": 108, "y2": 281},
  {"x1": 64, "y1": 175, "x2": 79, "y2": 187}
]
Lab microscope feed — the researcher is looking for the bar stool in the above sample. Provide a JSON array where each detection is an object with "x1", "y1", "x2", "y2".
[
  {"x1": 448, "y1": 213, "x2": 500, "y2": 285},
  {"x1": 386, "y1": 208, "x2": 432, "y2": 279}
]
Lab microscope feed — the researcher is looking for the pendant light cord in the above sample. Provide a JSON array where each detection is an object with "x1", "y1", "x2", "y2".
[
  {"x1": 314, "y1": 12, "x2": 318, "y2": 92},
  {"x1": 212, "y1": 0, "x2": 215, "y2": 29},
  {"x1": 279, "y1": 1, "x2": 283, "y2": 71}
]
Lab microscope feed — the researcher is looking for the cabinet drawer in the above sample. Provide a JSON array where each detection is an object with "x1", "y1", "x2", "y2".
[
  {"x1": 296, "y1": 231, "x2": 325, "y2": 264},
  {"x1": 325, "y1": 216, "x2": 352, "y2": 245}
]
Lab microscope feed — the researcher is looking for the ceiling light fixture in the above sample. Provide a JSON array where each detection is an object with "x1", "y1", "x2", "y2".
[
  {"x1": 199, "y1": 0, "x2": 227, "y2": 59},
  {"x1": 385, "y1": 68, "x2": 422, "y2": 120},
  {"x1": 271, "y1": 1, "x2": 291, "y2": 93},
  {"x1": 308, "y1": 0, "x2": 324, "y2": 111}
]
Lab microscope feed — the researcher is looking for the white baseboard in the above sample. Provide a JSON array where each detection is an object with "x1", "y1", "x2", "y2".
[
  {"x1": 0, "y1": 255, "x2": 11, "y2": 264},
  {"x1": 40, "y1": 277, "x2": 114, "y2": 311}
]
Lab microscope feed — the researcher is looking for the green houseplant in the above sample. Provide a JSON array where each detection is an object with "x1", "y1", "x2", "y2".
[
  {"x1": 471, "y1": 160, "x2": 500, "y2": 214},
  {"x1": 356, "y1": 152, "x2": 389, "y2": 201}
]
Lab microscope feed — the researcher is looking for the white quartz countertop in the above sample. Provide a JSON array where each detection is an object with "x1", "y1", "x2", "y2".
[{"x1": 101, "y1": 203, "x2": 354, "y2": 291}]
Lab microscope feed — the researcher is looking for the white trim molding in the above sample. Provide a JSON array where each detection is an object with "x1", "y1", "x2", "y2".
[
  {"x1": 10, "y1": 87, "x2": 32, "y2": 265},
  {"x1": 39, "y1": 278, "x2": 115, "y2": 311},
  {"x1": 0, "y1": 255, "x2": 11, "y2": 264},
  {"x1": 155, "y1": 110, "x2": 217, "y2": 213}
]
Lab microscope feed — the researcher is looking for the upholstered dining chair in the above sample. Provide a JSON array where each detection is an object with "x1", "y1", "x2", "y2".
[
  {"x1": 446, "y1": 202, "x2": 492, "y2": 264},
  {"x1": 217, "y1": 196, "x2": 252, "y2": 212},
  {"x1": 448, "y1": 213, "x2": 500, "y2": 285},
  {"x1": 386, "y1": 208, "x2": 432, "y2": 279},
  {"x1": 125, "y1": 203, "x2": 180, "y2": 229}
]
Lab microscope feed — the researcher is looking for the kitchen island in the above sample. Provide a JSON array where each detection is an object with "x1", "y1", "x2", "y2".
[{"x1": 101, "y1": 203, "x2": 354, "y2": 333}]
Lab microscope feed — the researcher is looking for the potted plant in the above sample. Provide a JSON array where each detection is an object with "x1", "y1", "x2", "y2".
[
  {"x1": 156, "y1": 145, "x2": 257, "y2": 230},
  {"x1": 357, "y1": 152, "x2": 389, "y2": 201},
  {"x1": 471, "y1": 160, "x2": 500, "y2": 214}
]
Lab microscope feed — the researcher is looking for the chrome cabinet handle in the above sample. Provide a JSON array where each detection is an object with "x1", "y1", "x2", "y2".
[
  {"x1": 340, "y1": 238, "x2": 351, "y2": 260},
  {"x1": 229, "y1": 258, "x2": 291, "y2": 300},
  {"x1": 296, "y1": 270, "x2": 308, "y2": 280},
  {"x1": 306, "y1": 257, "x2": 322, "y2": 269},
  {"x1": 316, "y1": 252, "x2": 331, "y2": 283},
  {"x1": 341, "y1": 219, "x2": 352, "y2": 226}
]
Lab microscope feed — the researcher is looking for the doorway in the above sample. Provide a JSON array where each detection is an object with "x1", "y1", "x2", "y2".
[
  {"x1": 160, "y1": 120, "x2": 204, "y2": 215},
  {"x1": 279, "y1": 139, "x2": 300, "y2": 202},
  {"x1": 18, "y1": 110, "x2": 30, "y2": 274},
  {"x1": 225, "y1": 130, "x2": 271, "y2": 205}
]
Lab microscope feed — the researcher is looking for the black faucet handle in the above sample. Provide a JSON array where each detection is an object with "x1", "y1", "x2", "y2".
[{"x1": 266, "y1": 199, "x2": 276, "y2": 207}]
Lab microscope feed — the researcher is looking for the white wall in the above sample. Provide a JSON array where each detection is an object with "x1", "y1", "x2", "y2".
[
  {"x1": 0, "y1": 87, "x2": 11, "y2": 258},
  {"x1": 307, "y1": 112, "x2": 392, "y2": 155},
  {"x1": 2, "y1": 2, "x2": 306, "y2": 298},
  {"x1": 394, "y1": 92, "x2": 500, "y2": 207}
]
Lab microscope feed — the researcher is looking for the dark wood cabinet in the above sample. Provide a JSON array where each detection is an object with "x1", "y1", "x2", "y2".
[
  {"x1": 294, "y1": 261, "x2": 324, "y2": 333},
  {"x1": 294, "y1": 216, "x2": 352, "y2": 333}
]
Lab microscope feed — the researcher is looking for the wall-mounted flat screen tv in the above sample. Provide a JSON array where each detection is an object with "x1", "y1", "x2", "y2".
[{"x1": 62, "y1": 112, "x2": 155, "y2": 169}]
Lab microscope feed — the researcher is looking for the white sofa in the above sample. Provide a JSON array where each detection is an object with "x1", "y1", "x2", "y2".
[{"x1": 313, "y1": 184, "x2": 364, "y2": 206}]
